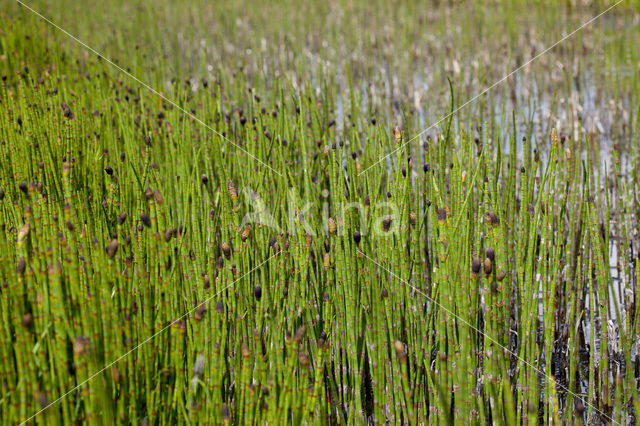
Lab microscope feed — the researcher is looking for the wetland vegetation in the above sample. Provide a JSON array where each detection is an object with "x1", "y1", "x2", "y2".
[{"x1": 1, "y1": 0, "x2": 640, "y2": 424}]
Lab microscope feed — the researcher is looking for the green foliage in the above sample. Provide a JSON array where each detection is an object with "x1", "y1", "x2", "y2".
[{"x1": 0, "y1": 1, "x2": 639, "y2": 424}]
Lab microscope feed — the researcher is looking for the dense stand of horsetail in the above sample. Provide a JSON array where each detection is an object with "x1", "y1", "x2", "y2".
[{"x1": 1, "y1": 0, "x2": 640, "y2": 423}]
